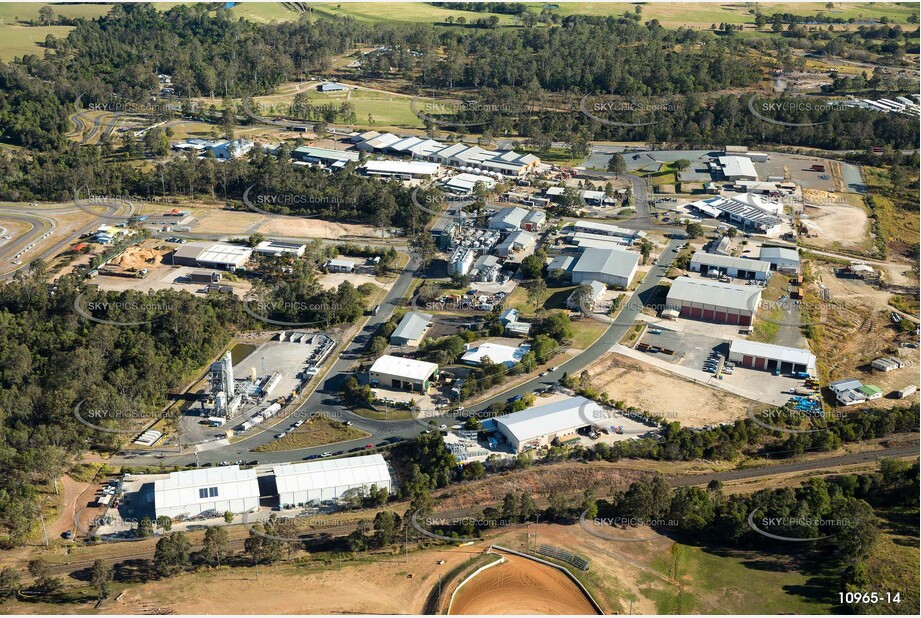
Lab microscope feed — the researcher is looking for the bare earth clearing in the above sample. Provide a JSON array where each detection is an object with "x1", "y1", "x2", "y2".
[
  {"x1": 449, "y1": 551, "x2": 599, "y2": 615},
  {"x1": 585, "y1": 353, "x2": 751, "y2": 426}
]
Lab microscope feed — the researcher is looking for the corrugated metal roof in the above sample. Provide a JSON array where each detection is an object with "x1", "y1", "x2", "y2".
[
  {"x1": 391, "y1": 311, "x2": 433, "y2": 342},
  {"x1": 691, "y1": 251, "x2": 772, "y2": 273},
  {"x1": 496, "y1": 396, "x2": 606, "y2": 443},
  {"x1": 154, "y1": 466, "x2": 260, "y2": 510},
  {"x1": 370, "y1": 355, "x2": 438, "y2": 381},
  {"x1": 759, "y1": 246, "x2": 800, "y2": 262},
  {"x1": 573, "y1": 247, "x2": 640, "y2": 280},
  {"x1": 666, "y1": 277, "x2": 761, "y2": 312},
  {"x1": 729, "y1": 339, "x2": 816, "y2": 368},
  {"x1": 718, "y1": 155, "x2": 758, "y2": 178},
  {"x1": 272, "y1": 454, "x2": 391, "y2": 495}
]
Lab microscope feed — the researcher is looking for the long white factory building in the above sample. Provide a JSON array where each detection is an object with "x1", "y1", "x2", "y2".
[
  {"x1": 272, "y1": 454, "x2": 392, "y2": 508},
  {"x1": 149, "y1": 455, "x2": 394, "y2": 519},
  {"x1": 153, "y1": 466, "x2": 260, "y2": 519}
]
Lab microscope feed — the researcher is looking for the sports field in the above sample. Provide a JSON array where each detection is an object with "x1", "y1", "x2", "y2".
[{"x1": 449, "y1": 551, "x2": 600, "y2": 615}]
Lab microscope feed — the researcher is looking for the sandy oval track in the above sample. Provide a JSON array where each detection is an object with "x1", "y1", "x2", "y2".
[{"x1": 449, "y1": 552, "x2": 599, "y2": 615}]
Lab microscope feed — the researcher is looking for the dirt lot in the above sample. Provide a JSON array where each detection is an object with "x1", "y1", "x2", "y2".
[
  {"x1": 185, "y1": 204, "x2": 376, "y2": 239},
  {"x1": 320, "y1": 271, "x2": 381, "y2": 290},
  {"x1": 95, "y1": 262, "x2": 252, "y2": 298},
  {"x1": 800, "y1": 196, "x2": 871, "y2": 252},
  {"x1": 809, "y1": 264, "x2": 919, "y2": 389},
  {"x1": 583, "y1": 353, "x2": 751, "y2": 426},
  {"x1": 102, "y1": 545, "x2": 482, "y2": 615},
  {"x1": 449, "y1": 551, "x2": 599, "y2": 615}
]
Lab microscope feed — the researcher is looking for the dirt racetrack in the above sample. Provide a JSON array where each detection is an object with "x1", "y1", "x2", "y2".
[{"x1": 449, "y1": 552, "x2": 599, "y2": 615}]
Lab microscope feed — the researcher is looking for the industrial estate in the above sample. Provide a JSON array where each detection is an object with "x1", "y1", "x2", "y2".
[{"x1": 0, "y1": 1, "x2": 918, "y2": 616}]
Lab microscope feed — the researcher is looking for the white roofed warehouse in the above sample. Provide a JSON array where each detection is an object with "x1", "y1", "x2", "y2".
[
  {"x1": 728, "y1": 340, "x2": 816, "y2": 375},
  {"x1": 665, "y1": 276, "x2": 761, "y2": 326},
  {"x1": 572, "y1": 247, "x2": 640, "y2": 288},
  {"x1": 172, "y1": 242, "x2": 252, "y2": 270},
  {"x1": 153, "y1": 466, "x2": 260, "y2": 520},
  {"x1": 496, "y1": 396, "x2": 607, "y2": 453},
  {"x1": 689, "y1": 251, "x2": 772, "y2": 281},
  {"x1": 272, "y1": 454, "x2": 392, "y2": 507},
  {"x1": 370, "y1": 355, "x2": 438, "y2": 392}
]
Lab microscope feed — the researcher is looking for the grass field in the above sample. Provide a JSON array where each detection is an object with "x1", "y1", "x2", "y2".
[
  {"x1": 862, "y1": 505, "x2": 921, "y2": 614},
  {"x1": 862, "y1": 166, "x2": 921, "y2": 259},
  {"x1": 0, "y1": 2, "x2": 114, "y2": 60},
  {"x1": 0, "y1": 3, "x2": 113, "y2": 23},
  {"x1": 550, "y1": 2, "x2": 915, "y2": 26},
  {"x1": 253, "y1": 414, "x2": 369, "y2": 452},
  {"x1": 308, "y1": 2, "x2": 519, "y2": 26}
]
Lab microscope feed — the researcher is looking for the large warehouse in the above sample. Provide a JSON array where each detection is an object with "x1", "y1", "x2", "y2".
[
  {"x1": 717, "y1": 156, "x2": 758, "y2": 181},
  {"x1": 272, "y1": 455, "x2": 392, "y2": 508},
  {"x1": 172, "y1": 242, "x2": 253, "y2": 271},
  {"x1": 665, "y1": 277, "x2": 761, "y2": 325},
  {"x1": 496, "y1": 396, "x2": 607, "y2": 453},
  {"x1": 571, "y1": 247, "x2": 640, "y2": 288},
  {"x1": 728, "y1": 340, "x2": 816, "y2": 374},
  {"x1": 369, "y1": 355, "x2": 439, "y2": 392},
  {"x1": 153, "y1": 466, "x2": 260, "y2": 519},
  {"x1": 689, "y1": 251, "x2": 772, "y2": 281}
]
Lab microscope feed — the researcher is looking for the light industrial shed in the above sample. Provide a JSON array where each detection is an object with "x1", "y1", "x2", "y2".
[
  {"x1": 571, "y1": 247, "x2": 640, "y2": 288},
  {"x1": 689, "y1": 251, "x2": 772, "y2": 281},
  {"x1": 369, "y1": 355, "x2": 438, "y2": 392},
  {"x1": 153, "y1": 466, "x2": 260, "y2": 520},
  {"x1": 728, "y1": 340, "x2": 816, "y2": 374},
  {"x1": 665, "y1": 277, "x2": 761, "y2": 325},
  {"x1": 360, "y1": 160, "x2": 441, "y2": 179},
  {"x1": 717, "y1": 156, "x2": 758, "y2": 181},
  {"x1": 272, "y1": 455, "x2": 392, "y2": 507},
  {"x1": 390, "y1": 311, "x2": 433, "y2": 347},
  {"x1": 496, "y1": 396, "x2": 607, "y2": 453},
  {"x1": 172, "y1": 242, "x2": 252, "y2": 270},
  {"x1": 758, "y1": 246, "x2": 801, "y2": 272}
]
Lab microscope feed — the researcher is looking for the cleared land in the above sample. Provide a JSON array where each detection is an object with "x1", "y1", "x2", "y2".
[
  {"x1": 449, "y1": 551, "x2": 599, "y2": 615},
  {"x1": 584, "y1": 353, "x2": 751, "y2": 427},
  {"x1": 800, "y1": 191, "x2": 872, "y2": 253}
]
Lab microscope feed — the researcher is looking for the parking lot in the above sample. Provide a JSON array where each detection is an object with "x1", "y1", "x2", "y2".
[
  {"x1": 584, "y1": 148, "x2": 863, "y2": 194},
  {"x1": 635, "y1": 318, "x2": 803, "y2": 405}
]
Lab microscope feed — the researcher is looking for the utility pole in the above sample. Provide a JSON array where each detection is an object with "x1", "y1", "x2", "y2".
[{"x1": 40, "y1": 514, "x2": 49, "y2": 547}]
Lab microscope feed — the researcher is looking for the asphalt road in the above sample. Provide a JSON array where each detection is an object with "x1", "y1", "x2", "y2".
[
  {"x1": 44, "y1": 443, "x2": 918, "y2": 578},
  {"x1": 113, "y1": 256, "x2": 424, "y2": 466},
  {"x1": 116, "y1": 233, "x2": 683, "y2": 466}
]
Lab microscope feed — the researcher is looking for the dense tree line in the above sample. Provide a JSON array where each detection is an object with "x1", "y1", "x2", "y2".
[{"x1": 0, "y1": 269, "x2": 251, "y2": 542}]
